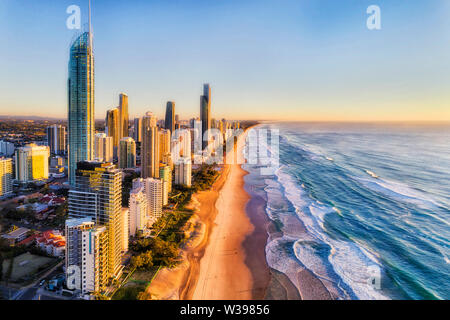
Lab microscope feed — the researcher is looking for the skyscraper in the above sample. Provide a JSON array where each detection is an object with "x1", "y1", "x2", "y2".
[
  {"x1": 68, "y1": 161, "x2": 124, "y2": 280},
  {"x1": 159, "y1": 164, "x2": 172, "y2": 205},
  {"x1": 94, "y1": 133, "x2": 113, "y2": 162},
  {"x1": 118, "y1": 137, "x2": 136, "y2": 169},
  {"x1": 128, "y1": 184, "x2": 148, "y2": 237},
  {"x1": 68, "y1": 15, "x2": 95, "y2": 185},
  {"x1": 158, "y1": 129, "x2": 171, "y2": 162},
  {"x1": 133, "y1": 118, "x2": 142, "y2": 143},
  {"x1": 46, "y1": 125, "x2": 66, "y2": 155},
  {"x1": 144, "y1": 178, "x2": 163, "y2": 224},
  {"x1": 171, "y1": 129, "x2": 191, "y2": 164},
  {"x1": 175, "y1": 157, "x2": 192, "y2": 187},
  {"x1": 141, "y1": 112, "x2": 159, "y2": 178},
  {"x1": 15, "y1": 144, "x2": 50, "y2": 182},
  {"x1": 0, "y1": 141, "x2": 14, "y2": 157},
  {"x1": 165, "y1": 101, "x2": 175, "y2": 134},
  {"x1": 200, "y1": 83, "x2": 211, "y2": 150},
  {"x1": 0, "y1": 157, "x2": 13, "y2": 198},
  {"x1": 106, "y1": 108, "x2": 120, "y2": 155},
  {"x1": 121, "y1": 208, "x2": 129, "y2": 253},
  {"x1": 119, "y1": 93, "x2": 129, "y2": 139},
  {"x1": 132, "y1": 178, "x2": 163, "y2": 225},
  {"x1": 65, "y1": 218, "x2": 108, "y2": 294}
]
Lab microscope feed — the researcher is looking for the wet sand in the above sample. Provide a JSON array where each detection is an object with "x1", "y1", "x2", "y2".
[{"x1": 147, "y1": 126, "x2": 333, "y2": 300}]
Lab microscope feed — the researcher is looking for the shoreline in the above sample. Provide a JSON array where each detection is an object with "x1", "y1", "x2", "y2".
[
  {"x1": 181, "y1": 126, "x2": 270, "y2": 300},
  {"x1": 146, "y1": 124, "x2": 334, "y2": 300},
  {"x1": 144, "y1": 164, "x2": 231, "y2": 300},
  {"x1": 182, "y1": 127, "x2": 268, "y2": 300},
  {"x1": 241, "y1": 181, "x2": 272, "y2": 299}
]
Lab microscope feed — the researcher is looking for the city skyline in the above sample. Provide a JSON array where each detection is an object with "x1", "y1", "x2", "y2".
[
  {"x1": 0, "y1": 0, "x2": 449, "y2": 303},
  {"x1": 1, "y1": 0, "x2": 450, "y2": 122}
]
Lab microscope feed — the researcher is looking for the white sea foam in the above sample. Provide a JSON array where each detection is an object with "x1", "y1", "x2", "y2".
[
  {"x1": 355, "y1": 175, "x2": 444, "y2": 215},
  {"x1": 365, "y1": 169, "x2": 379, "y2": 179},
  {"x1": 270, "y1": 167, "x2": 391, "y2": 300}
]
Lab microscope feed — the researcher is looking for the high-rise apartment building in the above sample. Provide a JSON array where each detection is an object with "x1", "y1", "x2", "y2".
[
  {"x1": 128, "y1": 184, "x2": 148, "y2": 237},
  {"x1": 65, "y1": 217, "x2": 94, "y2": 274},
  {"x1": 0, "y1": 141, "x2": 15, "y2": 157},
  {"x1": 65, "y1": 218, "x2": 108, "y2": 294},
  {"x1": 94, "y1": 133, "x2": 113, "y2": 163},
  {"x1": 106, "y1": 108, "x2": 120, "y2": 156},
  {"x1": 68, "y1": 27, "x2": 95, "y2": 185},
  {"x1": 119, "y1": 93, "x2": 129, "y2": 139},
  {"x1": 118, "y1": 137, "x2": 136, "y2": 169},
  {"x1": 165, "y1": 101, "x2": 175, "y2": 134},
  {"x1": 132, "y1": 178, "x2": 163, "y2": 225},
  {"x1": 161, "y1": 152, "x2": 173, "y2": 171},
  {"x1": 174, "y1": 157, "x2": 192, "y2": 187},
  {"x1": 121, "y1": 208, "x2": 129, "y2": 253},
  {"x1": 68, "y1": 161, "x2": 124, "y2": 280},
  {"x1": 158, "y1": 129, "x2": 171, "y2": 161},
  {"x1": 200, "y1": 84, "x2": 211, "y2": 150},
  {"x1": 46, "y1": 125, "x2": 66, "y2": 155},
  {"x1": 15, "y1": 144, "x2": 49, "y2": 182},
  {"x1": 159, "y1": 165, "x2": 172, "y2": 206},
  {"x1": 0, "y1": 158, "x2": 13, "y2": 197},
  {"x1": 171, "y1": 129, "x2": 191, "y2": 164},
  {"x1": 141, "y1": 112, "x2": 159, "y2": 178},
  {"x1": 133, "y1": 118, "x2": 142, "y2": 143}
]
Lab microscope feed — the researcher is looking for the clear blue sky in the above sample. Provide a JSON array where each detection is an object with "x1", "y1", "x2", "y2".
[{"x1": 1, "y1": 0, "x2": 449, "y2": 121}]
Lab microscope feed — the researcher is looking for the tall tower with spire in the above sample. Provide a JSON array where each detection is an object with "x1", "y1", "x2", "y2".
[{"x1": 68, "y1": 0, "x2": 95, "y2": 185}]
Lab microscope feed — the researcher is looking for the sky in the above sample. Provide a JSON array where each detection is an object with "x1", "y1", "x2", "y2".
[{"x1": 0, "y1": 0, "x2": 449, "y2": 121}]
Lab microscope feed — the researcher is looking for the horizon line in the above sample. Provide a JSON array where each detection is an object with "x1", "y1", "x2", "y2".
[{"x1": 1, "y1": 115, "x2": 450, "y2": 124}]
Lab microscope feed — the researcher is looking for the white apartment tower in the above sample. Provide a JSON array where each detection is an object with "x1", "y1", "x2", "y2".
[
  {"x1": 128, "y1": 184, "x2": 148, "y2": 236},
  {"x1": 175, "y1": 157, "x2": 192, "y2": 187},
  {"x1": 171, "y1": 129, "x2": 191, "y2": 164},
  {"x1": 65, "y1": 218, "x2": 108, "y2": 295},
  {"x1": 132, "y1": 178, "x2": 163, "y2": 226},
  {"x1": 94, "y1": 133, "x2": 114, "y2": 163}
]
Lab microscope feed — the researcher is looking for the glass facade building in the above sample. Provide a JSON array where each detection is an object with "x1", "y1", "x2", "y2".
[
  {"x1": 200, "y1": 84, "x2": 211, "y2": 150},
  {"x1": 165, "y1": 101, "x2": 175, "y2": 134},
  {"x1": 68, "y1": 32, "x2": 95, "y2": 185}
]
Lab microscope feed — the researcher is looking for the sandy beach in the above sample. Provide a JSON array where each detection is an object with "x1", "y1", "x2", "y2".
[
  {"x1": 145, "y1": 126, "x2": 334, "y2": 300},
  {"x1": 189, "y1": 160, "x2": 255, "y2": 299},
  {"x1": 146, "y1": 128, "x2": 271, "y2": 300}
]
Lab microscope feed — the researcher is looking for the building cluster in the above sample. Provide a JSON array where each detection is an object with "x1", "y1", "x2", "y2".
[
  {"x1": 0, "y1": 124, "x2": 67, "y2": 198},
  {"x1": 1, "y1": 227, "x2": 66, "y2": 258},
  {"x1": 65, "y1": 162, "x2": 127, "y2": 294},
  {"x1": 0, "y1": 7, "x2": 242, "y2": 299},
  {"x1": 35, "y1": 230, "x2": 66, "y2": 257}
]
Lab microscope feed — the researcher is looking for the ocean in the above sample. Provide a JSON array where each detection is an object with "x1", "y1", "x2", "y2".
[{"x1": 242, "y1": 122, "x2": 450, "y2": 300}]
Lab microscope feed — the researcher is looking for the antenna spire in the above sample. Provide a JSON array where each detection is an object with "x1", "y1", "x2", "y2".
[{"x1": 88, "y1": 0, "x2": 93, "y2": 48}]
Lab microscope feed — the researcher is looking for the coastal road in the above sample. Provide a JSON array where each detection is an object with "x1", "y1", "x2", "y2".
[{"x1": 11, "y1": 260, "x2": 64, "y2": 300}]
